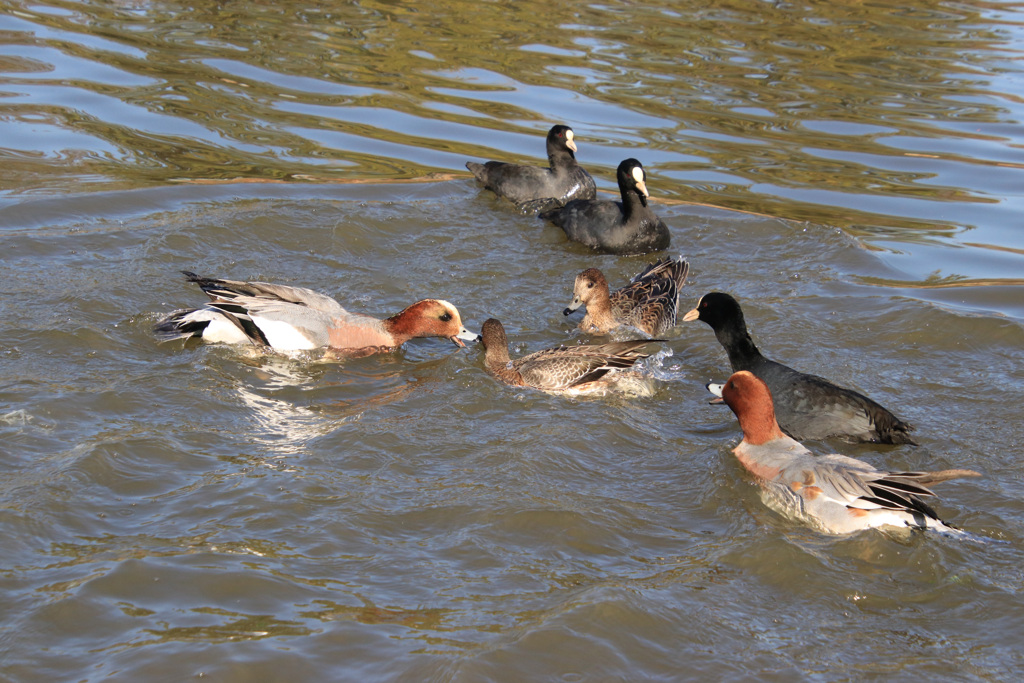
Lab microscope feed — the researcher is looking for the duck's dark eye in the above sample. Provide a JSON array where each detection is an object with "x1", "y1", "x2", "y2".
[{"x1": 439, "y1": 312, "x2": 453, "y2": 322}]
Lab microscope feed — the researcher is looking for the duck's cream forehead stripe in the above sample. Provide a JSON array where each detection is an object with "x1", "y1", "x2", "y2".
[
  {"x1": 437, "y1": 300, "x2": 460, "y2": 318},
  {"x1": 631, "y1": 166, "x2": 645, "y2": 184},
  {"x1": 566, "y1": 129, "x2": 574, "y2": 141}
]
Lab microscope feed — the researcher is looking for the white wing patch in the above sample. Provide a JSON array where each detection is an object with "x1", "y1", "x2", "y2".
[
  {"x1": 251, "y1": 317, "x2": 318, "y2": 350},
  {"x1": 180, "y1": 309, "x2": 251, "y2": 344},
  {"x1": 202, "y1": 320, "x2": 251, "y2": 344}
]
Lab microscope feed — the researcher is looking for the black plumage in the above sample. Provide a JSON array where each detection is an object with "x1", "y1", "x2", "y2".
[
  {"x1": 466, "y1": 124, "x2": 595, "y2": 212},
  {"x1": 687, "y1": 292, "x2": 916, "y2": 444},
  {"x1": 539, "y1": 158, "x2": 670, "y2": 255}
]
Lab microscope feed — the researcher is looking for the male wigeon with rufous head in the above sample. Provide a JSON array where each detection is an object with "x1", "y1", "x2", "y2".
[
  {"x1": 156, "y1": 271, "x2": 478, "y2": 357},
  {"x1": 711, "y1": 371, "x2": 979, "y2": 535}
]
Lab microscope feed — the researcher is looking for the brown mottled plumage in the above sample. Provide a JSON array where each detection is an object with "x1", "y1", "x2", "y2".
[
  {"x1": 479, "y1": 318, "x2": 661, "y2": 395},
  {"x1": 564, "y1": 256, "x2": 688, "y2": 336}
]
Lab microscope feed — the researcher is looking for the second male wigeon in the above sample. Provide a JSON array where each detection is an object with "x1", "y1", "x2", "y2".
[{"x1": 711, "y1": 371, "x2": 978, "y2": 535}]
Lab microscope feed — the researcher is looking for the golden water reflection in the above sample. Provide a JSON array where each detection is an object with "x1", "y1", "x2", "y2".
[{"x1": 2, "y1": 0, "x2": 1022, "y2": 246}]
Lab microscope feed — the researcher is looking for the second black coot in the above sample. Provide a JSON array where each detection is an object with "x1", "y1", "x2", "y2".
[
  {"x1": 685, "y1": 292, "x2": 916, "y2": 445},
  {"x1": 539, "y1": 158, "x2": 670, "y2": 255}
]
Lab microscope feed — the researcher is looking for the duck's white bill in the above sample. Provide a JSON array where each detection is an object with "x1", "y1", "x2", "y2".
[{"x1": 455, "y1": 328, "x2": 482, "y2": 345}]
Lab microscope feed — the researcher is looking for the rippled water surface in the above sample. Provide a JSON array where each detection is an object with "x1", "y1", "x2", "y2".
[{"x1": 2, "y1": 1, "x2": 1024, "y2": 681}]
